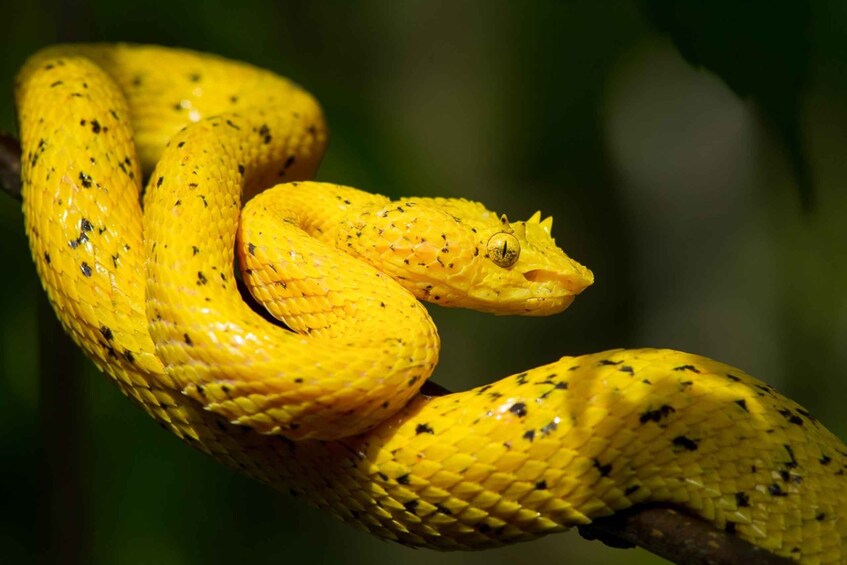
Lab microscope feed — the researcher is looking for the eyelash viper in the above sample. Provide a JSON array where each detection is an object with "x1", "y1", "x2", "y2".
[{"x1": 13, "y1": 44, "x2": 846, "y2": 563}]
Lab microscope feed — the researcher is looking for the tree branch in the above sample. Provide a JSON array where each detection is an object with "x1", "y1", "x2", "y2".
[
  {"x1": 578, "y1": 505, "x2": 793, "y2": 565},
  {"x1": 0, "y1": 132, "x2": 21, "y2": 200},
  {"x1": 2, "y1": 135, "x2": 794, "y2": 565},
  {"x1": 1, "y1": 132, "x2": 89, "y2": 562}
]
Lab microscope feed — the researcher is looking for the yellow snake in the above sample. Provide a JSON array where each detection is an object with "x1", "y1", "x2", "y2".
[{"x1": 14, "y1": 44, "x2": 847, "y2": 562}]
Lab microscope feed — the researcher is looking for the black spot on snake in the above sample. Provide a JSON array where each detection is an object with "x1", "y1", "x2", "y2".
[
  {"x1": 415, "y1": 423, "x2": 434, "y2": 435},
  {"x1": 779, "y1": 408, "x2": 804, "y2": 426},
  {"x1": 672, "y1": 435, "x2": 699, "y2": 451},
  {"x1": 104, "y1": 344, "x2": 117, "y2": 359},
  {"x1": 69, "y1": 232, "x2": 88, "y2": 249},
  {"x1": 79, "y1": 171, "x2": 92, "y2": 188},
  {"x1": 509, "y1": 402, "x2": 528, "y2": 417},
  {"x1": 639, "y1": 404, "x2": 675, "y2": 424},
  {"x1": 797, "y1": 407, "x2": 817, "y2": 423},
  {"x1": 784, "y1": 445, "x2": 799, "y2": 468},
  {"x1": 768, "y1": 484, "x2": 788, "y2": 497},
  {"x1": 258, "y1": 124, "x2": 272, "y2": 144},
  {"x1": 593, "y1": 459, "x2": 612, "y2": 477},
  {"x1": 540, "y1": 421, "x2": 558, "y2": 436}
]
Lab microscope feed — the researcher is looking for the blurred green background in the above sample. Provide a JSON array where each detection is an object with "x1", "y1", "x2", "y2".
[{"x1": 2, "y1": 1, "x2": 846, "y2": 564}]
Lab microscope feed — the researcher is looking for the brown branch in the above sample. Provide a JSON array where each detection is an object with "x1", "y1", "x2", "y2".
[
  {"x1": 37, "y1": 293, "x2": 89, "y2": 565},
  {"x1": 1, "y1": 132, "x2": 88, "y2": 563},
  {"x1": 420, "y1": 392, "x2": 791, "y2": 564},
  {"x1": 0, "y1": 132, "x2": 21, "y2": 200},
  {"x1": 578, "y1": 505, "x2": 794, "y2": 565},
  {"x1": 2, "y1": 134, "x2": 793, "y2": 565}
]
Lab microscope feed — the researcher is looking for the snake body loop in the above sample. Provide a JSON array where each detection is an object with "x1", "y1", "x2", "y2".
[{"x1": 16, "y1": 44, "x2": 847, "y2": 561}]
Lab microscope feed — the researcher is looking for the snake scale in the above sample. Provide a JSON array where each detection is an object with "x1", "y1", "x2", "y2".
[{"x1": 13, "y1": 44, "x2": 847, "y2": 562}]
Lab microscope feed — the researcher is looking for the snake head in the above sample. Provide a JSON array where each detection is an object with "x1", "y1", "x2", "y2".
[
  {"x1": 343, "y1": 198, "x2": 593, "y2": 316},
  {"x1": 462, "y1": 210, "x2": 594, "y2": 315}
]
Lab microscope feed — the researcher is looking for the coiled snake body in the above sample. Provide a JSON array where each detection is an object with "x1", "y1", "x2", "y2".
[{"x1": 15, "y1": 45, "x2": 847, "y2": 562}]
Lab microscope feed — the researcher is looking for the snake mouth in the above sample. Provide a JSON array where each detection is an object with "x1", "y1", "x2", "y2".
[
  {"x1": 523, "y1": 268, "x2": 593, "y2": 295},
  {"x1": 523, "y1": 269, "x2": 561, "y2": 283}
]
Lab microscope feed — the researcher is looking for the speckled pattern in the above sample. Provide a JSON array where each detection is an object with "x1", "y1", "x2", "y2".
[{"x1": 15, "y1": 44, "x2": 847, "y2": 562}]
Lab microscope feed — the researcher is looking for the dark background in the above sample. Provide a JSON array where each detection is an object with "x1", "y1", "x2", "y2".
[{"x1": 1, "y1": 1, "x2": 846, "y2": 564}]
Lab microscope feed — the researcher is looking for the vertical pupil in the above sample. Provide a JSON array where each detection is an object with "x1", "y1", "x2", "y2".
[{"x1": 501, "y1": 240, "x2": 508, "y2": 258}]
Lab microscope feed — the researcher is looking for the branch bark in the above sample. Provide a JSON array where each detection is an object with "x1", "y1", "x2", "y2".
[
  {"x1": 0, "y1": 132, "x2": 21, "y2": 200},
  {"x1": 3, "y1": 135, "x2": 794, "y2": 565},
  {"x1": 577, "y1": 505, "x2": 793, "y2": 565},
  {"x1": 1, "y1": 132, "x2": 89, "y2": 563}
]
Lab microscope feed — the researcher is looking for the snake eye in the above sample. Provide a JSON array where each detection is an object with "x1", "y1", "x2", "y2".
[{"x1": 487, "y1": 232, "x2": 520, "y2": 268}]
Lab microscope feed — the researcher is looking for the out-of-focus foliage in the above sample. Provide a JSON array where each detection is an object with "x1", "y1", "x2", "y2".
[
  {"x1": 639, "y1": 0, "x2": 813, "y2": 208},
  {"x1": 1, "y1": 2, "x2": 845, "y2": 564}
]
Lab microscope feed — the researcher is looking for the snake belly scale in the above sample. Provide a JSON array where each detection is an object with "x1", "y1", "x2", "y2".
[{"x1": 14, "y1": 44, "x2": 847, "y2": 562}]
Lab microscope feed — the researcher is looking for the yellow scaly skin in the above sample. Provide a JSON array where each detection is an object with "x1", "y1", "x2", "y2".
[{"x1": 14, "y1": 44, "x2": 847, "y2": 562}]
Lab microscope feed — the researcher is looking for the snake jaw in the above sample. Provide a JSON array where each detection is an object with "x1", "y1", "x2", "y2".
[
  {"x1": 522, "y1": 264, "x2": 594, "y2": 293},
  {"x1": 464, "y1": 253, "x2": 592, "y2": 316},
  {"x1": 521, "y1": 266, "x2": 592, "y2": 315}
]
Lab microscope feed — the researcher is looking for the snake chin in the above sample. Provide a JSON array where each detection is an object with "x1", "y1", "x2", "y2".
[{"x1": 466, "y1": 272, "x2": 588, "y2": 316}]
